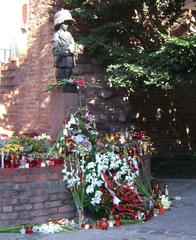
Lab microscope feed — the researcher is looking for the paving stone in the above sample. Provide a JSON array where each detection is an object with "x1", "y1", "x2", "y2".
[{"x1": 0, "y1": 179, "x2": 196, "y2": 240}]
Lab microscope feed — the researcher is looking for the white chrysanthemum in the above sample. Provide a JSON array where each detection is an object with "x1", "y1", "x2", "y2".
[
  {"x1": 34, "y1": 133, "x2": 51, "y2": 140},
  {"x1": 125, "y1": 175, "x2": 134, "y2": 186},
  {"x1": 121, "y1": 164, "x2": 129, "y2": 173},
  {"x1": 95, "y1": 153, "x2": 104, "y2": 163},
  {"x1": 97, "y1": 164, "x2": 108, "y2": 175},
  {"x1": 67, "y1": 175, "x2": 81, "y2": 187},
  {"x1": 114, "y1": 171, "x2": 122, "y2": 181},
  {"x1": 91, "y1": 190, "x2": 103, "y2": 205},
  {"x1": 132, "y1": 157, "x2": 139, "y2": 176},
  {"x1": 86, "y1": 162, "x2": 96, "y2": 170},
  {"x1": 109, "y1": 152, "x2": 120, "y2": 161},
  {"x1": 92, "y1": 178, "x2": 103, "y2": 187},
  {"x1": 63, "y1": 128, "x2": 68, "y2": 136},
  {"x1": 161, "y1": 195, "x2": 171, "y2": 209},
  {"x1": 38, "y1": 223, "x2": 63, "y2": 234},
  {"x1": 86, "y1": 173, "x2": 94, "y2": 183},
  {"x1": 69, "y1": 114, "x2": 76, "y2": 125},
  {"x1": 109, "y1": 158, "x2": 121, "y2": 170},
  {"x1": 86, "y1": 184, "x2": 94, "y2": 194}
]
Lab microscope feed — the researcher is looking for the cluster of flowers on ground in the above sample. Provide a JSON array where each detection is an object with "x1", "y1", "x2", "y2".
[{"x1": 51, "y1": 107, "x2": 170, "y2": 224}]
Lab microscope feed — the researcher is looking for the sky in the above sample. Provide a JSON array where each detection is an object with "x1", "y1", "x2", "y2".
[
  {"x1": 0, "y1": 0, "x2": 28, "y2": 62},
  {"x1": 0, "y1": 0, "x2": 22, "y2": 48}
]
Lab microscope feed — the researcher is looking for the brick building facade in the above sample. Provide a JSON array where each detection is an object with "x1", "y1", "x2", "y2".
[{"x1": 0, "y1": 0, "x2": 54, "y2": 135}]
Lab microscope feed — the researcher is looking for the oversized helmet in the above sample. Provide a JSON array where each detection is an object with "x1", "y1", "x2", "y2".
[{"x1": 54, "y1": 9, "x2": 75, "y2": 26}]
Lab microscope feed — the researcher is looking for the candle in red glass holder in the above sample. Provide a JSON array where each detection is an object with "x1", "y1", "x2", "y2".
[
  {"x1": 101, "y1": 218, "x2": 109, "y2": 230},
  {"x1": 10, "y1": 161, "x2": 15, "y2": 168},
  {"x1": 50, "y1": 160, "x2": 55, "y2": 167},
  {"x1": 159, "y1": 205, "x2": 164, "y2": 215},
  {"x1": 10, "y1": 155, "x2": 16, "y2": 168},
  {"x1": 35, "y1": 159, "x2": 41, "y2": 167},
  {"x1": 89, "y1": 223, "x2": 93, "y2": 229},
  {"x1": 5, "y1": 155, "x2": 10, "y2": 168},
  {"x1": 59, "y1": 157, "x2": 64, "y2": 165},
  {"x1": 25, "y1": 226, "x2": 33, "y2": 234},
  {"x1": 96, "y1": 220, "x2": 101, "y2": 229},
  {"x1": 114, "y1": 214, "x2": 121, "y2": 226},
  {"x1": 54, "y1": 159, "x2": 58, "y2": 166},
  {"x1": 5, "y1": 163, "x2": 10, "y2": 168},
  {"x1": 81, "y1": 223, "x2": 85, "y2": 228},
  {"x1": 29, "y1": 160, "x2": 34, "y2": 168}
]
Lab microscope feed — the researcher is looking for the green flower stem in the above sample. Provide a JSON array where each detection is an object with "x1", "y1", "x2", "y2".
[
  {"x1": 135, "y1": 178, "x2": 152, "y2": 200},
  {"x1": 139, "y1": 156, "x2": 152, "y2": 191},
  {"x1": 0, "y1": 226, "x2": 21, "y2": 233},
  {"x1": 121, "y1": 219, "x2": 144, "y2": 225}
]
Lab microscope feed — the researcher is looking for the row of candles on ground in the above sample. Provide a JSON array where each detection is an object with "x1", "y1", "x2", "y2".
[
  {"x1": 79, "y1": 206, "x2": 165, "y2": 231},
  {"x1": 78, "y1": 214, "x2": 121, "y2": 230},
  {"x1": 21, "y1": 215, "x2": 122, "y2": 234},
  {"x1": 83, "y1": 214, "x2": 121, "y2": 230},
  {"x1": 21, "y1": 205, "x2": 167, "y2": 235},
  {"x1": 0, "y1": 153, "x2": 64, "y2": 168}
]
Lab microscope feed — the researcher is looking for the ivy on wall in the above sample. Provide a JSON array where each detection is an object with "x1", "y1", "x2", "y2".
[
  {"x1": 107, "y1": 33, "x2": 196, "y2": 91},
  {"x1": 57, "y1": 0, "x2": 196, "y2": 91}
]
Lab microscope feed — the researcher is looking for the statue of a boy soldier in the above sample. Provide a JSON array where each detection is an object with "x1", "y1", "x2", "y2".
[{"x1": 52, "y1": 9, "x2": 83, "y2": 92}]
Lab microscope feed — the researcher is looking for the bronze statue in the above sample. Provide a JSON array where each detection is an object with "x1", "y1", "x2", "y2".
[
  {"x1": 50, "y1": 9, "x2": 84, "y2": 139},
  {"x1": 52, "y1": 9, "x2": 83, "y2": 93}
]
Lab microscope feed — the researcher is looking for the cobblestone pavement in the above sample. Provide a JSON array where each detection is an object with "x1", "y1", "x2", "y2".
[{"x1": 0, "y1": 179, "x2": 196, "y2": 240}]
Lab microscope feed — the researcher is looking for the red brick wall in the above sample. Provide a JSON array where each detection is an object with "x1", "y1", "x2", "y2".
[
  {"x1": 0, "y1": 0, "x2": 55, "y2": 135},
  {"x1": 0, "y1": 166, "x2": 75, "y2": 227},
  {"x1": 16, "y1": 0, "x2": 55, "y2": 134}
]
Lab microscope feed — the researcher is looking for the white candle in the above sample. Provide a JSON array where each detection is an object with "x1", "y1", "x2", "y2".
[
  {"x1": 25, "y1": 163, "x2": 29, "y2": 168},
  {"x1": 41, "y1": 162, "x2": 46, "y2": 167},
  {"x1": 84, "y1": 224, "x2": 89, "y2": 229},
  {"x1": 1, "y1": 152, "x2": 4, "y2": 168},
  {"x1": 109, "y1": 221, "x2": 114, "y2": 227}
]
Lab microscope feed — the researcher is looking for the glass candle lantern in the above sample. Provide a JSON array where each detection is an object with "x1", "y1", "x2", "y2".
[
  {"x1": 101, "y1": 218, "x2": 109, "y2": 230},
  {"x1": 96, "y1": 220, "x2": 101, "y2": 229},
  {"x1": 114, "y1": 214, "x2": 121, "y2": 226},
  {"x1": 108, "y1": 214, "x2": 114, "y2": 227}
]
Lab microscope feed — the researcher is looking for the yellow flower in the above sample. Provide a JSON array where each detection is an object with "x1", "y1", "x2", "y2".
[
  {"x1": 1, "y1": 143, "x2": 24, "y2": 153},
  {"x1": 105, "y1": 134, "x2": 114, "y2": 142}
]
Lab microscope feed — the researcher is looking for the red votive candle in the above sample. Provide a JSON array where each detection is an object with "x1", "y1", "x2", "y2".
[
  {"x1": 114, "y1": 214, "x2": 121, "y2": 226},
  {"x1": 101, "y1": 218, "x2": 109, "y2": 230}
]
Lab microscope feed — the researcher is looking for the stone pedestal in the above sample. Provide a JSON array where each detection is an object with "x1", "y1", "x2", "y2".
[
  {"x1": 140, "y1": 154, "x2": 151, "y2": 189},
  {"x1": 50, "y1": 88, "x2": 79, "y2": 140}
]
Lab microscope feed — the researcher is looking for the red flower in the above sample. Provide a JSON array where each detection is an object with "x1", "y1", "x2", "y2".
[{"x1": 74, "y1": 78, "x2": 86, "y2": 87}]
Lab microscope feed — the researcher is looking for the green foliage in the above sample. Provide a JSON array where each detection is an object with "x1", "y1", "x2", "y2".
[
  {"x1": 5, "y1": 135, "x2": 50, "y2": 153},
  {"x1": 60, "y1": 0, "x2": 195, "y2": 91},
  {"x1": 107, "y1": 34, "x2": 196, "y2": 90}
]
